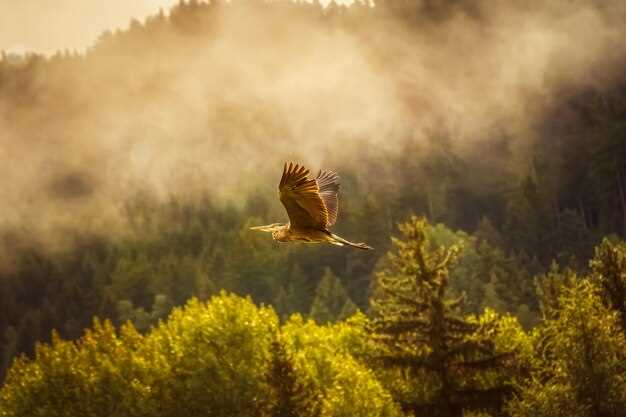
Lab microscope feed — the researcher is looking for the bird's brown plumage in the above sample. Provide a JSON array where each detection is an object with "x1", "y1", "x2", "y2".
[
  {"x1": 316, "y1": 169, "x2": 340, "y2": 227},
  {"x1": 251, "y1": 162, "x2": 372, "y2": 250},
  {"x1": 279, "y1": 162, "x2": 339, "y2": 230}
]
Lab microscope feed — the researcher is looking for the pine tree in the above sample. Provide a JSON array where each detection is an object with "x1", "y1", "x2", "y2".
[
  {"x1": 508, "y1": 280, "x2": 626, "y2": 417},
  {"x1": 370, "y1": 216, "x2": 515, "y2": 417},
  {"x1": 534, "y1": 262, "x2": 579, "y2": 318},
  {"x1": 273, "y1": 286, "x2": 292, "y2": 320},
  {"x1": 273, "y1": 264, "x2": 313, "y2": 319},
  {"x1": 474, "y1": 216, "x2": 504, "y2": 250},
  {"x1": 287, "y1": 264, "x2": 313, "y2": 314},
  {"x1": 590, "y1": 238, "x2": 626, "y2": 333},
  {"x1": 151, "y1": 294, "x2": 173, "y2": 322},
  {"x1": 265, "y1": 337, "x2": 320, "y2": 417},
  {"x1": 309, "y1": 268, "x2": 357, "y2": 324},
  {"x1": 482, "y1": 273, "x2": 507, "y2": 314}
]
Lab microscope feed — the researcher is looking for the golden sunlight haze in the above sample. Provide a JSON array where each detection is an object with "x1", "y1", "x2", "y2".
[{"x1": 0, "y1": 0, "x2": 179, "y2": 54}]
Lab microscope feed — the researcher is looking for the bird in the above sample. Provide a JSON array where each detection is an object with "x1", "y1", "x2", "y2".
[{"x1": 250, "y1": 162, "x2": 373, "y2": 250}]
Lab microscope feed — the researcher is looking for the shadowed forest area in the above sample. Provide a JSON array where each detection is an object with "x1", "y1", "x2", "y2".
[{"x1": 1, "y1": 0, "x2": 626, "y2": 416}]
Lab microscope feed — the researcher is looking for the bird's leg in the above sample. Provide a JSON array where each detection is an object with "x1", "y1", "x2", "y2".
[{"x1": 329, "y1": 233, "x2": 373, "y2": 250}]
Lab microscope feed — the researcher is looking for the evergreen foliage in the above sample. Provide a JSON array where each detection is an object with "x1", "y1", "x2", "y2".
[
  {"x1": 0, "y1": 1, "x2": 625, "y2": 414},
  {"x1": 508, "y1": 280, "x2": 626, "y2": 417},
  {"x1": 369, "y1": 216, "x2": 522, "y2": 416},
  {"x1": 1, "y1": 0, "x2": 625, "y2": 382},
  {"x1": 1, "y1": 222, "x2": 625, "y2": 417},
  {"x1": 590, "y1": 238, "x2": 626, "y2": 332},
  {"x1": 309, "y1": 268, "x2": 357, "y2": 324},
  {"x1": 266, "y1": 336, "x2": 320, "y2": 417}
]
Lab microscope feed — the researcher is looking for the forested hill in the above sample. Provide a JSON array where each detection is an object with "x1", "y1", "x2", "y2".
[{"x1": 0, "y1": 0, "x2": 625, "y2": 390}]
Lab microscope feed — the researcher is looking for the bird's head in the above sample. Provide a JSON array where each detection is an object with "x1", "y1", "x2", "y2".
[{"x1": 271, "y1": 227, "x2": 290, "y2": 242}]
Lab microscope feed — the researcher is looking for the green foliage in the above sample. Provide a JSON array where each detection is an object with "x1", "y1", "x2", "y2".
[
  {"x1": 274, "y1": 264, "x2": 313, "y2": 320},
  {"x1": 2, "y1": 231, "x2": 625, "y2": 417},
  {"x1": 142, "y1": 293, "x2": 278, "y2": 417},
  {"x1": 309, "y1": 268, "x2": 358, "y2": 324},
  {"x1": 508, "y1": 281, "x2": 626, "y2": 417},
  {"x1": 590, "y1": 238, "x2": 626, "y2": 332},
  {"x1": 369, "y1": 216, "x2": 527, "y2": 416},
  {"x1": 0, "y1": 320, "x2": 148, "y2": 417},
  {"x1": 0, "y1": 293, "x2": 401, "y2": 417},
  {"x1": 1, "y1": 0, "x2": 624, "y2": 379},
  {"x1": 0, "y1": 293, "x2": 278, "y2": 417},
  {"x1": 426, "y1": 222, "x2": 536, "y2": 324},
  {"x1": 266, "y1": 336, "x2": 320, "y2": 417},
  {"x1": 282, "y1": 314, "x2": 402, "y2": 417},
  {"x1": 0, "y1": 0, "x2": 625, "y2": 405},
  {"x1": 534, "y1": 262, "x2": 579, "y2": 318},
  {"x1": 116, "y1": 294, "x2": 173, "y2": 332}
]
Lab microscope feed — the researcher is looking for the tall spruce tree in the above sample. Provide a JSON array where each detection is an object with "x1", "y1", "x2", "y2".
[
  {"x1": 370, "y1": 216, "x2": 514, "y2": 417},
  {"x1": 508, "y1": 280, "x2": 626, "y2": 417},
  {"x1": 590, "y1": 238, "x2": 626, "y2": 333},
  {"x1": 309, "y1": 268, "x2": 357, "y2": 324},
  {"x1": 265, "y1": 336, "x2": 320, "y2": 417}
]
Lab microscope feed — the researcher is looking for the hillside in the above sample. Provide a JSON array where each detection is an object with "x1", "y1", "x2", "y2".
[{"x1": 0, "y1": 1, "x2": 625, "y2": 414}]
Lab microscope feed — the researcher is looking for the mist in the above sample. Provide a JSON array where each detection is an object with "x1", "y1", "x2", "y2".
[{"x1": 1, "y1": 0, "x2": 625, "y2": 241}]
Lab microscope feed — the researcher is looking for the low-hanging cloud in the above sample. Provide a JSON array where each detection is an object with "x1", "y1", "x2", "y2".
[{"x1": 0, "y1": 0, "x2": 625, "y2": 244}]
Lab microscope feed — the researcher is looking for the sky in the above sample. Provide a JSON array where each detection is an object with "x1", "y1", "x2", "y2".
[{"x1": 0, "y1": 0, "x2": 180, "y2": 55}]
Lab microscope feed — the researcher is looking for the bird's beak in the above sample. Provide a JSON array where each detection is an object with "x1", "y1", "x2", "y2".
[
  {"x1": 250, "y1": 224, "x2": 279, "y2": 232},
  {"x1": 250, "y1": 226, "x2": 269, "y2": 232}
]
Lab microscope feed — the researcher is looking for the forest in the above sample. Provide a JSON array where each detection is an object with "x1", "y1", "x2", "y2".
[{"x1": 0, "y1": 0, "x2": 626, "y2": 416}]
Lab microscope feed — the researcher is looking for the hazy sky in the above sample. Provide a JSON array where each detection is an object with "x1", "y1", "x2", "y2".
[{"x1": 0, "y1": 0, "x2": 179, "y2": 55}]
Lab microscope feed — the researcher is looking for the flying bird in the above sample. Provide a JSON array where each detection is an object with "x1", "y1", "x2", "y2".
[{"x1": 250, "y1": 162, "x2": 373, "y2": 250}]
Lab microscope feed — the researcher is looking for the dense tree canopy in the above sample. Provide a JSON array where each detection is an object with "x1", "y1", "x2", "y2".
[
  {"x1": 0, "y1": 293, "x2": 402, "y2": 417},
  {"x1": 1, "y1": 0, "x2": 626, "y2": 415},
  {"x1": 369, "y1": 216, "x2": 526, "y2": 416},
  {"x1": 2, "y1": 217, "x2": 624, "y2": 416}
]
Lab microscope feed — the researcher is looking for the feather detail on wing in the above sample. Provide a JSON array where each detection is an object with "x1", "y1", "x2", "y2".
[
  {"x1": 316, "y1": 170, "x2": 340, "y2": 227},
  {"x1": 279, "y1": 162, "x2": 329, "y2": 229}
]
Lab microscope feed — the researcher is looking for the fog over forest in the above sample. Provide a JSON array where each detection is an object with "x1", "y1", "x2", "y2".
[
  {"x1": 1, "y1": 0, "x2": 625, "y2": 240},
  {"x1": 1, "y1": 1, "x2": 626, "y2": 416}
]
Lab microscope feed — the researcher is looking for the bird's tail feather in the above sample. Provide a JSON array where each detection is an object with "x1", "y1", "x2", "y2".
[{"x1": 330, "y1": 233, "x2": 373, "y2": 250}]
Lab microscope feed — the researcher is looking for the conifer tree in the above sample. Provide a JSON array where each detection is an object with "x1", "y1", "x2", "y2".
[
  {"x1": 482, "y1": 273, "x2": 507, "y2": 314},
  {"x1": 534, "y1": 262, "x2": 579, "y2": 318},
  {"x1": 370, "y1": 216, "x2": 515, "y2": 417},
  {"x1": 265, "y1": 336, "x2": 320, "y2": 417},
  {"x1": 309, "y1": 268, "x2": 357, "y2": 324},
  {"x1": 287, "y1": 264, "x2": 313, "y2": 314},
  {"x1": 273, "y1": 286, "x2": 292, "y2": 320},
  {"x1": 590, "y1": 238, "x2": 626, "y2": 332},
  {"x1": 508, "y1": 280, "x2": 626, "y2": 417}
]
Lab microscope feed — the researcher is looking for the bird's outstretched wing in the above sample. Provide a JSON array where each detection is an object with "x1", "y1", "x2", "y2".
[
  {"x1": 316, "y1": 170, "x2": 340, "y2": 227},
  {"x1": 279, "y1": 162, "x2": 329, "y2": 229}
]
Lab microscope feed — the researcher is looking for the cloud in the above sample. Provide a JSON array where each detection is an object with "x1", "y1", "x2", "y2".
[{"x1": 1, "y1": 0, "x2": 625, "y2": 242}]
